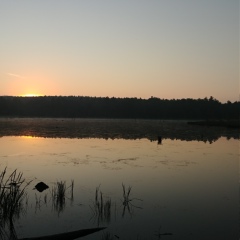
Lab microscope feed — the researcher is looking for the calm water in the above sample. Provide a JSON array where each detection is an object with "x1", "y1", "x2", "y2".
[{"x1": 0, "y1": 119, "x2": 239, "y2": 240}]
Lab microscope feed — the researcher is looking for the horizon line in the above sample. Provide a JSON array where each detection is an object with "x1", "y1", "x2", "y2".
[{"x1": 0, "y1": 95, "x2": 238, "y2": 103}]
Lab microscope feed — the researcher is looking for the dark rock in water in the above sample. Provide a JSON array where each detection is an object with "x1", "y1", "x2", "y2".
[{"x1": 33, "y1": 182, "x2": 49, "y2": 192}]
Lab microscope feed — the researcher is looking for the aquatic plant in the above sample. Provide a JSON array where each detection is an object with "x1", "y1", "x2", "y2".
[
  {"x1": 51, "y1": 180, "x2": 66, "y2": 214},
  {"x1": 0, "y1": 167, "x2": 31, "y2": 221},
  {"x1": 69, "y1": 179, "x2": 74, "y2": 201},
  {"x1": 122, "y1": 183, "x2": 132, "y2": 206},
  {"x1": 121, "y1": 183, "x2": 143, "y2": 217},
  {"x1": 43, "y1": 193, "x2": 48, "y2": 204},
  {"x1": 0, "y1": 167, "x2": 31, "y2": 240},
  {"x1": 90, "y1": 185, "x2": 112, "y2": 224}
]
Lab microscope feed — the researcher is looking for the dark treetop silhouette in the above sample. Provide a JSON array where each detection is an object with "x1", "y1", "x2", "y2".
[{"x1": 0, "y1": 96, "x2": 239, "y2": 119}]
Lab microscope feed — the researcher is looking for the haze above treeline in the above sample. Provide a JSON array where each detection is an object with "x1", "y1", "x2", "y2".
[{"x1": 0, "y1": 96, "x2": 239, "y2": 119}]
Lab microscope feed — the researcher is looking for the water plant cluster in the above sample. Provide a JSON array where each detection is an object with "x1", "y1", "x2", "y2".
[
  {"x1": 0, "y1": 167, "x2": 32, "y2": 239},
  {"x1": 52, "y1": 180, "x2": 66, "y2": 213},
  {"x1": 0, "y1": 168, "x2": 77, "y2": 239},
  {"x1": 0, "y1": 168, "x2": 148, "y2": 239},
  {"x1": 90, "y1": 185, "x2": 113, "y2": 225}
]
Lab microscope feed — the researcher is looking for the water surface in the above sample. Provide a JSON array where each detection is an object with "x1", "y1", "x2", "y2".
[{"x1": 0, "y1": 119, "x2": 238, "y2": 240}]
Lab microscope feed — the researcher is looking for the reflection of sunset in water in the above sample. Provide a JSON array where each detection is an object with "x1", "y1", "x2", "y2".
[
  {"x1": 21, "y1": 135, "x2": 37, "y2": 139},
  {"x1": 0, "y1": 136, "x2": 238, "y2": 239}
]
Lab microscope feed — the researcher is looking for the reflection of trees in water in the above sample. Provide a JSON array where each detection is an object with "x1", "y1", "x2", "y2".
[{"x1": 0, "y1": 119, "x2": 238, "y2": 143}]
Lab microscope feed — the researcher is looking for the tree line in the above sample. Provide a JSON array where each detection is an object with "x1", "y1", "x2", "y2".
[{"x1": 0, "y1": 96, "x2": 239, "y2": 119}]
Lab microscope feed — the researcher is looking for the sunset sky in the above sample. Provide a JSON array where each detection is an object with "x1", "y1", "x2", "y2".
[{"x1": 0, "y1": 1, "x2": 238, "y2": 102}]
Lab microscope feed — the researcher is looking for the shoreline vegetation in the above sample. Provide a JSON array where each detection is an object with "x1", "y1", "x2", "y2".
[{"x1": 0, "y1": 96, "x2": 239, "y2": 119}]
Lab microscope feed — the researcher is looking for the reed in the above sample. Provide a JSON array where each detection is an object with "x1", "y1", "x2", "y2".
[
  {"x1": 68, "y1": 179, "x2": 74, "y2": 202},
  {"x1": 90, "y1": 186, "x2": 112, "y2": 224},
  {"x1": 0, "y1": 167, "x2": 31, "y2": 221},
  {"x1": 51, "y1": 180, "x2": 66, "y2": 214},
  {"x1": 56, "y1": 181, "x2": 66, "y2": 200},
  {"x1": 104, "y1": 198, "x2": 111, "y2": 220},
  {"x1": 0, "y1": 168, "x2": 31, "y2": 240},
  {"x1": 122, "y1": 183, "x2": 132, "y2": 206},
  {"x1": 34, "y1": 193, "x2": 42, "y2": 211},
  {"x1": 70, "y1": 179, "x2": 74, "y2": 197},
  {"x1": 44, "y1": 193, "x2": 48, "y2": 205},
  {"x1": 121, "y1": 183, "x2": 143, "y2": 217}
]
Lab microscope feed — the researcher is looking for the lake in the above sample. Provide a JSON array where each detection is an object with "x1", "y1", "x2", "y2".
[{"x1": 0, "y1": 118, "x2": 239, "y2": 240}]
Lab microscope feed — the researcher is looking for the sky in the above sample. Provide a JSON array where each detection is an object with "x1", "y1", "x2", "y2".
[{"x1": 0, "y1": 0, "x2": 239, "y2": 102}]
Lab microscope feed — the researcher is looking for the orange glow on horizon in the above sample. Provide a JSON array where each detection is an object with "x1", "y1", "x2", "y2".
[
  {"x1": 20, "y1": 93, "x2": 43, "y2": 97},
  {"x1": 20, "y1": 136, "x2": 44, "y2": 142},
  {"x1": 21, "y1": 135, "x2": 35, "y2": 139}
]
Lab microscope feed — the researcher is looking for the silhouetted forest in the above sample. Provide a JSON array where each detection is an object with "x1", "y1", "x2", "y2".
[{"x1": 0, "y1": 96, "x2": 239, "y2": 119}]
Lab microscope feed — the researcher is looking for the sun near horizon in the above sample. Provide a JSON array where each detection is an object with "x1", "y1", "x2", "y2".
[{"x1": 20, "y1": 93, "x2": 44, "y2": 97}]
